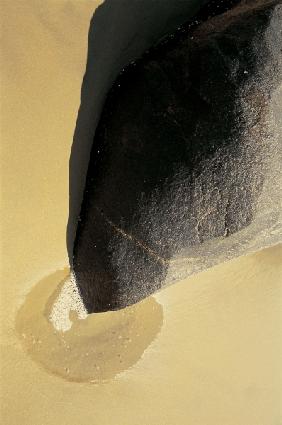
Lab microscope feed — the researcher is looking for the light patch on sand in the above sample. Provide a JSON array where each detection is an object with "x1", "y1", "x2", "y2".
[{"x1": 49, "y1": 273, "x2": 87, "y2": 332}]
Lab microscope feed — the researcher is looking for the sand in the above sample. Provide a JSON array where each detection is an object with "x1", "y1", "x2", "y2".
[{"x1": 1, "y1": 1, "x2": 282, "y2": 424}]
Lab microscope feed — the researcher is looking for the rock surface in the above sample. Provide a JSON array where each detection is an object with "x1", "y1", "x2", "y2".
[{"x1": 73, "y1": 0, "x2": 282, "y2": 313}]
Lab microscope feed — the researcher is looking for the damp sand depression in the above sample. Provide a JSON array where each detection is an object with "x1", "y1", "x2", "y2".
[{"x1": 16, "y1": 269, "x2": 163, "y2": 383}]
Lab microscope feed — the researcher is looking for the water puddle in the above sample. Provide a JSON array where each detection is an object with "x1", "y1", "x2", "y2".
[{"x1": 16, "y1": 268, "x2": 163, "y2": 383}]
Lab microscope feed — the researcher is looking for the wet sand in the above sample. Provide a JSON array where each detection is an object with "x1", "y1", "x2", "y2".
[{"x1": 1, "y1": 1, "x2": 282, "y2": 424}]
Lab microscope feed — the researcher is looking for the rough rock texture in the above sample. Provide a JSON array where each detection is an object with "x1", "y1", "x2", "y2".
[{"x1": 73, "y1": 0, "x2": 282, "y2": 313}]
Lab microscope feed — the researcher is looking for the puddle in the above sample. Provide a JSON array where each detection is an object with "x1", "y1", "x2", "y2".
[{"x1": 16, "y1": 268, "x2": 163, "y2": 383}]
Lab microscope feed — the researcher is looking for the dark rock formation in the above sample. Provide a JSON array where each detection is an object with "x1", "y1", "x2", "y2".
[
  {"x1": 73, "y1": 0, "x2": 282, "y2": 313},
  {"x1": 67, "y1": 0, "x2": 210, "y2": 262}
]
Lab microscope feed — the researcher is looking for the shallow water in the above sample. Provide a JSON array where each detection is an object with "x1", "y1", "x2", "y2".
[
  {"x1": 16, "y1": 269, "x2": 163, "y2": 383},
  {"x1": 1, "y1": 1, "x2": 282, "y2": 424}
]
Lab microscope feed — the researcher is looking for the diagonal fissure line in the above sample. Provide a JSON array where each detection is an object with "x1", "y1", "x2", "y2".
[
  {"x1": 96, "y1": 208, "x2": 197, "y2": 267},
  {"x1": 96, "y1": 208, "x2": 168, "y2": 266}
]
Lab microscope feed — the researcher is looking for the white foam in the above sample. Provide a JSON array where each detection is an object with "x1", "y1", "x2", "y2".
[{"x1": 49, "y1": 273, "x2": 87, "y2": 332}]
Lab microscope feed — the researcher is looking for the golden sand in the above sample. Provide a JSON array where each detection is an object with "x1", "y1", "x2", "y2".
[{"x1": 1, "y1": 1, "x2": 282, "y2": 424}]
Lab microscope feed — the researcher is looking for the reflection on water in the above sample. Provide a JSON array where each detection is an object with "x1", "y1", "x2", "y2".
[{"x1": 16, "y1": 269, "x2": 163, "y2": 383}]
